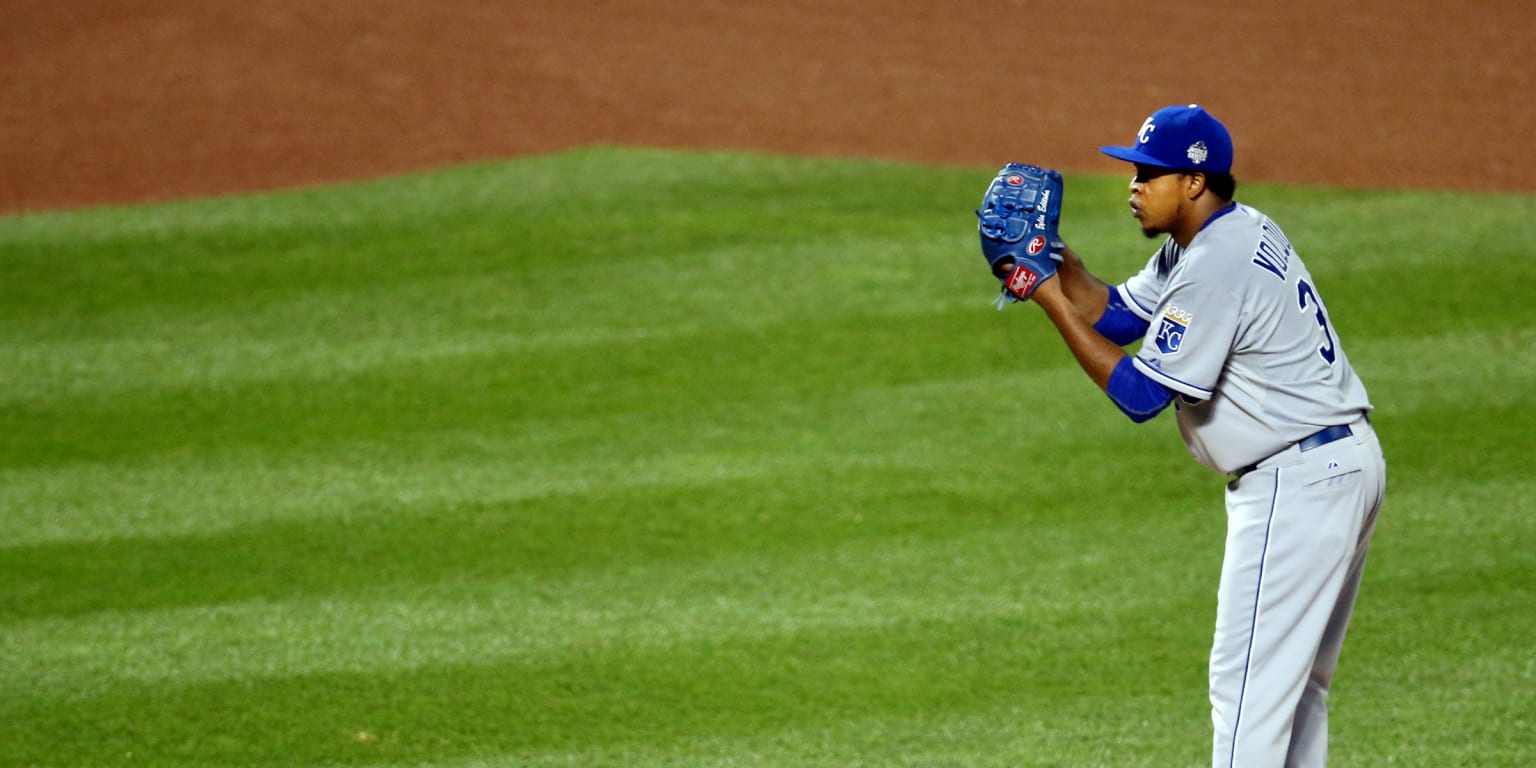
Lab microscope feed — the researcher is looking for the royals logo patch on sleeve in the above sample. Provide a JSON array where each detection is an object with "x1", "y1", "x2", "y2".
[{"x1": 1155, "y1": 306, "x2": 1192, "y2": 354}]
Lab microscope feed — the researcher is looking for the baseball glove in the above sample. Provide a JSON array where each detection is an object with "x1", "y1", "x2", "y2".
[{"x1": 976, "y1": 163, "x2": 1064, "y2": 306}]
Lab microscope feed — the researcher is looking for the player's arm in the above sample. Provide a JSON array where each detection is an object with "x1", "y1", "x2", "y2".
[
  {"x1": 1052, "y1": 244, "x2": 1111, "y2": 321},
  {"x1": 1054, "y1": 244, "x2": 1151, "y2": 346},
  {"x1": 1031, "y1": 275, "x2": 1172, "y2": 423}
]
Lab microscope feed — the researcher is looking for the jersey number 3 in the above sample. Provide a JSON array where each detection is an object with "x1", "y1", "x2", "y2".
[{"x1": 1297, "y1": 279, "x2": 1338, "y2": 364}]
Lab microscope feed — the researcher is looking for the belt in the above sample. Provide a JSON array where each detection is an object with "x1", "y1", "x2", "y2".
[
  {"x1": 1297, "y1": 422, "x2": 1354, "y2": 452},
  {"x1": 1231, "y1": 422, "x2": 1357, "y2": 479}
]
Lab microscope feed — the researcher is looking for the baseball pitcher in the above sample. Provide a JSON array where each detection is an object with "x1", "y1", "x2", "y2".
[{"x1": 977, "y1": 104, "x2": 1387, "y2": 767}]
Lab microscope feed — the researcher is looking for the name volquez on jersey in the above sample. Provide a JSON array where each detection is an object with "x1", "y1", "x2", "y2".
[{"x1": 1252, "y1": 219, "x2": 1293, "y2": 281}]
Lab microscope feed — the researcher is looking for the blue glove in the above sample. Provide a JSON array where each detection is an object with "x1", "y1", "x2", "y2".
[{"x1": 977, "y1": 163, "x2": 1064, "y2": 305}]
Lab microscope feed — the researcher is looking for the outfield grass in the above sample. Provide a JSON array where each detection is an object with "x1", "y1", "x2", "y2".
[{"x1": 3, "y1": 148, "x2": 1533, "y2": 767}]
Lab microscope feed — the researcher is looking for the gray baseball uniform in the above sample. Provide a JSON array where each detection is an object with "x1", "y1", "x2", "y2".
[
  {"x1": 1115, "y1": 203, "x2": 1387, "y2": 766},
  {"x1": 1117, "y1": 203, "x2": 1372, "y2": 474}
]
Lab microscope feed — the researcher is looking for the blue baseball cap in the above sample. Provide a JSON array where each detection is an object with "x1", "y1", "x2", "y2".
[{"x1": 1100, "y1": 104, "x2": 1233, "y2": 174}]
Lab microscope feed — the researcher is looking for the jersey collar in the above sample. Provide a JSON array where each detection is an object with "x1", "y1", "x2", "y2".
[{"x1": 1198, "y1": 202, "x2": 1240, "y2": 234}]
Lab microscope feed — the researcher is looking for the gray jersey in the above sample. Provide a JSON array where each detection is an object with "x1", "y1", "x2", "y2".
[{"x1": 1116, "y1": 203, "x2": 1372, "y2": 473}]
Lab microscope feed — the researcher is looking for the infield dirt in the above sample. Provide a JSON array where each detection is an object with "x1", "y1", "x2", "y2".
[{"x1": 5, "y1": 1, "x2": 1533, "y2": 213}]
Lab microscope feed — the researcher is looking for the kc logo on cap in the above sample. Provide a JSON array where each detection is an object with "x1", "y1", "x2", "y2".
[{"x1": 1101, "y1": 104, "x2": 1233, "y2": 174}]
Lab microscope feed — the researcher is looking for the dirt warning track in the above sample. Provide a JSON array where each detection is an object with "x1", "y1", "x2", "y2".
[{"x1": 4, "y1": 1, "x2": 1533, "y2": 213}]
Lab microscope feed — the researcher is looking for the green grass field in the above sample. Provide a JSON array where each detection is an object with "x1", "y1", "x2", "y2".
[{"x1": 3, "y1": 148, "x2": 1533, "y2": 767}]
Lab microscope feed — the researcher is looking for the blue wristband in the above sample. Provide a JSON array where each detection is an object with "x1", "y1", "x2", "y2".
[{"x1": 1093, "y1": 289, "x2": 1151, "y2": 347}]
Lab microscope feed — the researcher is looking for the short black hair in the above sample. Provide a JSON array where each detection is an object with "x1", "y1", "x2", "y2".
[
  {"x1": 1133, "y1": 164, "x2": 1237, "y2": 200},
  {"x1": 1203, "y1": 172, "x2": 1237, "y2": 201}
]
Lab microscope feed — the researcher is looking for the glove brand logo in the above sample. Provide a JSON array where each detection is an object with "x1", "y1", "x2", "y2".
[
  {"x1": 1187, "y1": 141, "x2": 1209, "y2": 165},
  {"x1": 1026, "y1": 235, "x2": 1047, "y2": 255},
  {"x1": 1006, "y1": 265, "x2": 1039, "y2": 299},
  {"x1": 1006, "y1": 174, "x2": 1025, "y2": 186}
]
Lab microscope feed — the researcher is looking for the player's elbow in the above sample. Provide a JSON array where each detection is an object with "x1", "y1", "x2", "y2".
[
  {"x1": 1119, "y1": 402, "x2": 1165, "y2": 423},
  {"x1": 1105, "y1": 357, "x2": 1173, "y2": 423}
]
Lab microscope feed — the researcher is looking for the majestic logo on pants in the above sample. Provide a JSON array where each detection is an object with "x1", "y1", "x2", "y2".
[{"x1": 1156, "y1": 306, "x2": 1192, "y2": 354}]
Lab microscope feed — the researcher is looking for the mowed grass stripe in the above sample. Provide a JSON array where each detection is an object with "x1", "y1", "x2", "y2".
[
  {"x1": 4, "y1": 514, "x2": 1220, "y2": 765},
  {"x1": 3, "y1": 372, "x2": 1185, "y2": 621},
  {"x1": 8, "y1": 489, "x2": 1213, "y2": 691},
  {"x1": 0, "y1": 346, "x2": 1135, "y2": 544}
]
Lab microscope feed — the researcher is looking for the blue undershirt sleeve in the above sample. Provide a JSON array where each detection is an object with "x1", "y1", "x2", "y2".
[
  {"x1": 1105, "y1": 356, "x2": 1173, "y2": 423},
  {"x1": 1093, "y1": 289, "x2": 1151, "y2": 347}
]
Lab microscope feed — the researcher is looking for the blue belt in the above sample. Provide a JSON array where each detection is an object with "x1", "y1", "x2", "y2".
[
  {"x1": 1232, "y1": 422, "x2": 1357, "y2": 479},
  {"x1": 1297, "y1": 423, "x2": 1354, "y2": 452}
]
